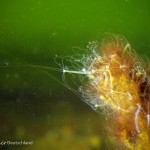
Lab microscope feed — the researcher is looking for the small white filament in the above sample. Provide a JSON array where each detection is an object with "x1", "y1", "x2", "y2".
[
  {"x1": 135, "y1": 105, "x2": 141, "y2": 133},
  {"x1": 63, "y1": 69, "x2": 91, "y2": 75},
  {"x1": 147, "y1": 114, "x2": 150, "y2": 126}
]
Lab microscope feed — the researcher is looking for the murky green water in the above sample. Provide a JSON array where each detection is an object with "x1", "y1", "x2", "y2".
[{"x1": 0, "y1": 0, "x2": 150, "y2": 149}]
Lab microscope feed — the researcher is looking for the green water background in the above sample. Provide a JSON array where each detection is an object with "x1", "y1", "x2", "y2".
[{"x1": 0, "y1": 0, "x2": 150, "y2": 150}]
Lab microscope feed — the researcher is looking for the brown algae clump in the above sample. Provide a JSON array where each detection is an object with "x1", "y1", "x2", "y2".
[{"x1": 63, "y1": 34, "x2": 150, "y2": 149}]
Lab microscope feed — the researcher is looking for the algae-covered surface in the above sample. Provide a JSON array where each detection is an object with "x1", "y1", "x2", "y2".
[{"x1": 0, "y1": 0, "x2": 150, "y2": 150}]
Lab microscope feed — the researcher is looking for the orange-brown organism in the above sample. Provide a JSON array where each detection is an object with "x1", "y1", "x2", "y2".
[{"x1": 63, "y1": 34, "x2": 150, "y2": 150}]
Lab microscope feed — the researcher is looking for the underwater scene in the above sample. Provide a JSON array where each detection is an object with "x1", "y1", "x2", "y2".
[{"x1": 0, "y1": 0, "x2": 150, "y2": 150}]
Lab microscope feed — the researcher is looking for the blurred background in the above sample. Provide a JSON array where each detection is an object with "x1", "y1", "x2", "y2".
[{"x1": 0, "y1": 0, "x2": 150, "y2": 150}]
